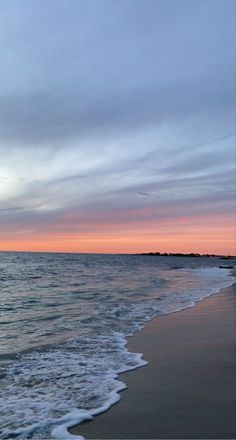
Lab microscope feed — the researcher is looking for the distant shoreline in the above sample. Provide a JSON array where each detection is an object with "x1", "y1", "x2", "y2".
[
  {"x1": 135, "y1": 252, "x2": 236, "y2": 259},
  {"x1": 1, "y1": 250, "x2": 235, "y2": 258}
]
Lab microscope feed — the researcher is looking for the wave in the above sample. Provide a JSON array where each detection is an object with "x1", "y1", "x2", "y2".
[
  {"x1": 0, "y1": 266, "x2": 235, "y2": 439},
  {"x1": 0, "y1": 334, "x2": 147, "y2": 440}
]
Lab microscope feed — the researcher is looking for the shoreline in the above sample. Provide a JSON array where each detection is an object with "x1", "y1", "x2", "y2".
[{"x1": 71, "y1": 279, "x2": 236, "y2": 439}]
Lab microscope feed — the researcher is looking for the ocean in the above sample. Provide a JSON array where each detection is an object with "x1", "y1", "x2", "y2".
[{"x1": 0, "y1": 252, "x2": 235, "y2": 439}]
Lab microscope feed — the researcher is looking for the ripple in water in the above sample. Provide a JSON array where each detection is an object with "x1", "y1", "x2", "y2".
[{"x1": 0, "y1": 252, "x2": 235, "y2": 439}]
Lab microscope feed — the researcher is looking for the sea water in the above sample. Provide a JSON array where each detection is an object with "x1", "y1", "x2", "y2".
[{"x1": 0, "y1": 252, "x2": 235, "y2": 439}]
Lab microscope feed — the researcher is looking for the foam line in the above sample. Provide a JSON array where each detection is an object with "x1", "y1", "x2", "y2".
[{"x1": 1, "y1": 267, "x2": 235, "y2": 440}]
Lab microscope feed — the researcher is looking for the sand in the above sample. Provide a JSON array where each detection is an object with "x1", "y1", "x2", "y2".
[{"x1": 71, "y1": 281, "x2": 236, "y2": 439}]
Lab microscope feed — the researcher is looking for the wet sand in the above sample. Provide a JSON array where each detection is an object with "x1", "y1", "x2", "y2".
[{"x1": 71, "y1": 281, "x2": 236, "y2": 439}]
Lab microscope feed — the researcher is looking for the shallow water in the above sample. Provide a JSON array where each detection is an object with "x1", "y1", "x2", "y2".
[{"x1": 0, "y1": 252, "x2": 235, "y2": 439}]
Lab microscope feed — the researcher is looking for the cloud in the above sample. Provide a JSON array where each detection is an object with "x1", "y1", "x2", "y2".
[
  {"x1": 0, "y1": 0, "x2": 235, "y2": 252},
  {"x1": 0, "y1": 69, "x2": 234, "y2": 148},
  {"x1": 0, "y1": 0, "x2": 235, "y2": 148}
]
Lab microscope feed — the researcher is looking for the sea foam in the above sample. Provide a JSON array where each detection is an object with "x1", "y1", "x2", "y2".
[
  {"x1": 0, "y1": 334, "x2": 147, "y2": 439},
  {"x1": 0, "y1": 253, "x2": 235, "y2": 440}
]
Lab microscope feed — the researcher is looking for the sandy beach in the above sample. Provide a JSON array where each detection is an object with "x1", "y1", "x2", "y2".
[{"x1": 71, "y1": 281, "x2": 236, "y2": 439}]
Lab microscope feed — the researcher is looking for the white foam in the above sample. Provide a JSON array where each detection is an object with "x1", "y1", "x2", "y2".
[
  {"x1": 1, "y1": 266, "x2": 234, "y2": 440},
  {"x1": 0, "y1": 334, "x2": 147, "y2": 440}
]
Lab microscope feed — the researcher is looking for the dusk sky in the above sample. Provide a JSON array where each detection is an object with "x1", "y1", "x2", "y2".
[{"x1": 0, "y1": 0, "x2": 235, "y2": 254}]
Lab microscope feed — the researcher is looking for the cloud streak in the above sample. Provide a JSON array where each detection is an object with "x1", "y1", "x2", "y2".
[{"x1": 0, "y1": 0, "x2": 235, "y2": 253}]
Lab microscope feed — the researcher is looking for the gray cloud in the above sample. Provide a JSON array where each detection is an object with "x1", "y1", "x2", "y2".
[
  {"x1": 0, "y1": 0, "x2": 235, "y2": 246},
  {"x1": 0, "y1": 68, "x2": 234, "y2": 147},
  {"x1": 0, "y1": 0, "x2": 235, "y2": 147}
]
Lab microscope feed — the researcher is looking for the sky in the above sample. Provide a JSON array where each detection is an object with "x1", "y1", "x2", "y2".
[{"x1": 0, "y1": 0, "x2": 235, "y2": 254}]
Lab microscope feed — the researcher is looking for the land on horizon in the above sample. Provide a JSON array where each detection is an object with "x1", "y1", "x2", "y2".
[
  {"x1": 136, "y1": 251, "x2": 236, "y2": 258},
  {"x1": 1, "y1": 249, "x2": 236, "y2": 259}
]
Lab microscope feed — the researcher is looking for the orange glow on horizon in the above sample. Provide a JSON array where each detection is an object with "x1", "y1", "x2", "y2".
[{"x1": 1, "y1": 215, "x2": 235, "y2": 255}]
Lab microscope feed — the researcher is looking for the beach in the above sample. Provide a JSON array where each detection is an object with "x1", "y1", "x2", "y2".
[{"x1": 71, "y1": 281, "x2": 236, "y2": 439}]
